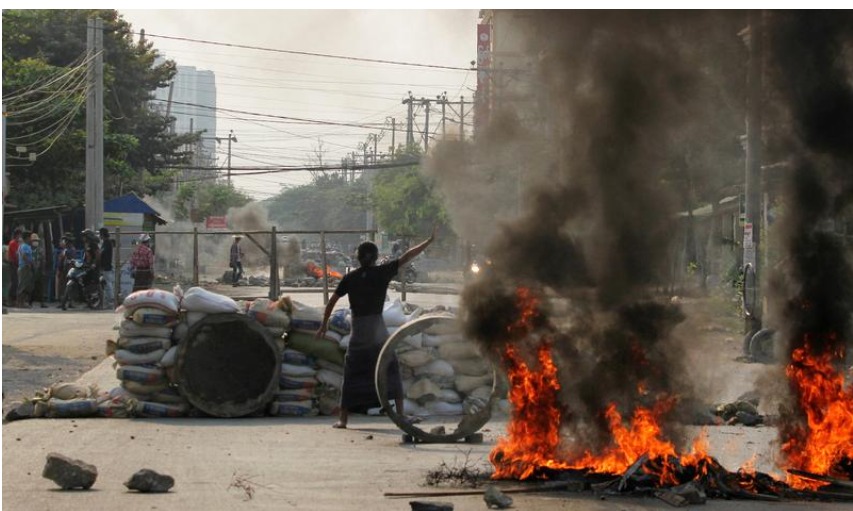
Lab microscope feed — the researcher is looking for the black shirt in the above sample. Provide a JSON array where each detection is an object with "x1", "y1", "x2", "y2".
[
  {"x1": 99, "y1": 239, "x2": 113, "y2": 271},
  {"x1": 334, "y1": 260, "x2": 399, "y2": 317}
]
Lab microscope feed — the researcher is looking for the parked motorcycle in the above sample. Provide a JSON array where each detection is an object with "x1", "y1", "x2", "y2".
[{"x1": 60, "y1": 260, "x2": 104, "y2": 310}]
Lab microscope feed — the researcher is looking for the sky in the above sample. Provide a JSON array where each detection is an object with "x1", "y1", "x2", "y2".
[{"x1": 119, "y1": 9, "x2": 481, "y2": 201}]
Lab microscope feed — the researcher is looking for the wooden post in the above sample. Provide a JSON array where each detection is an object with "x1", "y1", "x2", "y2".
[
  {"x1": 114, "y1": 227, "x2": 121, "y2": 305},
  {"x1": 321, "y1": 231, "x2": 329, "y2": 304},
  {"x1": 401, "y1": 265, "x2": 407, "y2": 302},
  {"x1": 193, "y1": 227, "x2": 199, "y2": 286}
]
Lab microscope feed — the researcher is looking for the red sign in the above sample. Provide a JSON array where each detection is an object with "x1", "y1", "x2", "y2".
[{"x1": 205, "y1": 216, "x2": 227, "y2": 229}]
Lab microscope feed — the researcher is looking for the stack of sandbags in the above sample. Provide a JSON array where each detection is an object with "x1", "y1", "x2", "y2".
[
  {"x1": 109, "y1": 289, "x2": 190, "y2": 418},
  {"x1": 391, "y1": 315, "x2": 503, "y2": 418},
  {"x1": 382, "y1": 299, "x2": 422, "y2": 337},
  {"x1": 245, "y1": 296, "x2": 291, "y2": 352},
  {"x1": 268, "y1": 349, "x2": 320, "y2": 416},
  {"x1": 282, "y1": 298, "x2": 346, "y2": 367}
]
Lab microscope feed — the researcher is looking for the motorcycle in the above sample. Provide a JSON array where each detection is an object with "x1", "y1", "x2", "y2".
[
  {"x1": 61, "y1": 260, "x2": 105, "y2": 310},
  {"x1": 378, "y1": 256, "x2": 418, "y2": 284}
]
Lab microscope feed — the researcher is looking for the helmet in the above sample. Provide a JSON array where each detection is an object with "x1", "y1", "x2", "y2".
[
  {"x1": 138, "y1": 233, "x2": 151, "y2": 243},
  {"x1": 98, "y1": 227, "x2": 109, "y2": 237},
  {"x1": 81, "y1": 229, "x2": 98, "y2": 243}
]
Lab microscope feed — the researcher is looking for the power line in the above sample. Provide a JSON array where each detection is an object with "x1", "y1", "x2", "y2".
[
  {"x1": 175, "y1": 158, "x2": 420, "y2": 183},
  {"x1": 137, "y1": 32, "x2": 472, "y2": 72}
]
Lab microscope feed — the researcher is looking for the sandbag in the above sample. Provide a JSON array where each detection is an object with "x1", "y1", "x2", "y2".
[
  {"x1": 316, "y1": 368, "x2": 344, "y2": 389},
  {"x1": 399, "y1": 334, "x2": 423, "y2": 349},
  {"x1": 97, "y1": 397, "x2": 135, "y2": 418},
  {"x1": 130, "y1": 307, "x2": 179, "y2": 327},
  {"x1": 135, "y1": 401, "x2": 188, "y2": 418},
  {"x1": 117, "y1": 364, "x2": 167, "y2": 385},
  {"x1": 121, "y1": 380, "x2": 169, "y2": 396},
  {"x1": 437, "y1": 388, "x2": 463, "y2": 404},
  {"x1": 122, "y1": 289, "x2": 181, "y2": 314},
  {"x1": 339, "y1": 334, "x2": 351, "y2": 350},
  {"x1": 44, "y1": 398, "x2": 99, "y2": 418},
  {"x1": 45, "y1": 382, "x2": 97, "y2": 401},
  {"x1": 279, "y1": 374, "x2": 318, "y2": 390},
  {"x1": 422, "y1": 333, "x2": 463, "y2": 348},
  {"x1": 283, "y1": 349, "x2": 316, "y2": 366},
  {"x1": 182, "y1": 286, "x2": 240, "y2": 313},
  {"x1": 328, "y1": 308, "x2": 351, "y2": 335},
  {"x1": 449, "y1": 358, "x2": 492, "y2": 377},
  {"x1": 115, "y1": 348, "x2": 166, "y2": 366},
  {"x1": 267, "y1": 327, "x2": 286, "y2": 339},
  {"x1": 316, "y1": 359, "x2": 344, "y2": 374},
  {"x1": 403, "y1": 398, "x2": 429, "y2": 417},
  {"x1": 288, "y1": 299, "x2": 323, "y2": 332},
  {"x1": 286, "y1": 331, "x2": 345, "y2": 366},
  {"x1": 397, "y1": 348, "x2": 435, "y2": 368},
  {"x1": 119, "y1": 319, "x2": 172, "y2": 339},
  {"x1": 422, "y1": 314, "x2": 459, "y2": 335},
  {"x1": 186, "y1": 311, "x2": 207, "y2": 327},
  {"x1": 247, "y1": 298, "x2": 292, "y2": 330},
  {"x1": 318, "y1": 393, "x2": 341, "y2": 416},
  {"x1": 148, "y1": 386, "x2": 187, "y2": 405},
  {"x1": 438, "y1": 341, "x2": 481, "y2": 360},
  {"x1": 274, "y1": 388, "x2": 314, "y2": 402},
  {"x1": 469, "y1": 385, "x2": 492, "y2": 402},
  {"x1": 455, "y1": 374, "x2": 493, "y2": 394},
  {"x1": 413, "y1": 359, "x2": 455, "y2": 378},
  {"x1": 160, "y1": 345, "x2": 178, "y2": 368},
  {"x1": 172, "y1": 321, "x2": 189, "y2": 342},
  {"x1": 117, "y1": 336, "x2": 172, "y2": 354},
  {"x1": 383, "y1": 299, "x2": 408, "y2": 327},
  {"x1": 323, "y1": 329, "x2": 342, "y2": 343},
  {"x1": 268, "y1": 401, "x2": 319, "y2": 417},
  {"x1": 407, "y1": 378, "x2": 441, "y2": 401},
  {"x1": 281, "y1": 363, "x2": 317, "y2": 378},
  {"x1": 425, "y1": 400, "x2": 465, "y2": 416}
]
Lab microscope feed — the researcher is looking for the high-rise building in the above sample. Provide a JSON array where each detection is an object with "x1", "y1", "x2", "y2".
[{"x1": 153, "y1": 60, "x2": 217, "y2": 172}]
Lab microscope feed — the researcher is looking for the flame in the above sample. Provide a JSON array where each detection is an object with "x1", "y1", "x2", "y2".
[
  {"x1": 305, "y1": 261, "x2": 343, "y2": 280},
  {"x1": 490, "y1": 340, "x2": 569, "y2": 480},
  {"x1": 783, "y1": 341, "x2": 853, "y2": 489}
]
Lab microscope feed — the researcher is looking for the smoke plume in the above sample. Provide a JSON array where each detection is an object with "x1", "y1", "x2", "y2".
[{"x1": 427, "y1": 11, "x2": 730, "y2": 452}]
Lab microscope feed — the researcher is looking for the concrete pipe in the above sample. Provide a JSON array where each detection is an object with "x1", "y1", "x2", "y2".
[{"x1": 176, "y1": 313, "x2": 281, "y2": 417}]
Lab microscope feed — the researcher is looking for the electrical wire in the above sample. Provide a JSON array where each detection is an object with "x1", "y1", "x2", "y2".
[{"x1": 136, "y1": 32, "x2": 472, "y2": 72}]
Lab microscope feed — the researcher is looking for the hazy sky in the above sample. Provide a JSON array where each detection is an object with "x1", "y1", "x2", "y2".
[{"x1": 119, "y1": 9, "x2": 480, "y2": 200}]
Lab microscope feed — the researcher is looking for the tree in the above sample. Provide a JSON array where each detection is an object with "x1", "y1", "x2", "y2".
[
  {"x1": 369, "y1": 146, "x2": 449, "y2": 238},
  {"x1": 2, "y1": 9, "x2": 199, "y2": 209},
  {"x1": 173, "y1": 181, "x2": 251, "y2": 223}
]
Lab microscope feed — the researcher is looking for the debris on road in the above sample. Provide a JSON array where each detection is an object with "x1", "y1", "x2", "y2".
[
  {"x1": 409, "y1": 501, "x2": 454, "y2": 511},
  {"x1": 483, "y1": 483, "x2": 513, "y2": 509},
  {"x1": 124, "y1": 468, "x2": 175, "y2": 493},
  {"x1": 42, "y1": 452, "x2": 97, "y2": 490}
]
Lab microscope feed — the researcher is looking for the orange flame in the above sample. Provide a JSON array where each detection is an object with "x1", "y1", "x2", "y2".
[
  {"x1": 305, "y1": 261, "x2": 342, "y2": 280},
  {"x1": 783, "y1": 341, "x2": 853, "y2": 489},
  {"x1": 490, "y1": 287, "x2": 719, "y2": 484}
]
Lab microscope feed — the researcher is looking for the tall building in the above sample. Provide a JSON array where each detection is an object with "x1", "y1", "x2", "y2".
[{"x1": 153, "y1": 60, "x2": 218, "y2": 172}]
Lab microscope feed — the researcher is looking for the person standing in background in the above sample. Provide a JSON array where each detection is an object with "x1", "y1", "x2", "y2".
[
  {"x1": 7, "y1": 228, "x2": 22, "y2": 302},
  {"x1": 130, "y1": 233, "x2": 155, "y2": 291},
  {"x1": 16, "y1": 232, "x2": 34, "y2": 308},
  {"x1": 98, "y1": 228, "x2": 114, "y2": 309},
  {"x1": 55, "y1": 235, "x2": 76, "y2": 303},
  {"x1": 230, "y1": 235, "x2": 244, "y2": 286},
  {"x1": 29, "y1": 233, "x2": 47, "y2": 308}
]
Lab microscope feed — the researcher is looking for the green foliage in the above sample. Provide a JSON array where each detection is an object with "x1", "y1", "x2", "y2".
[
  {"x1": 2, "y1": 9, "x2": 199, "y2": 209},
  {"x1": 265, "y1": 174, "x2": 368, "y2": 232},
  {"x1": 174, "y1": 182, "x2": 251, "y2": 222}
]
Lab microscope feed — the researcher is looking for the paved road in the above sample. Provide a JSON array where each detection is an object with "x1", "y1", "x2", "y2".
[{"x1": 1, "y1": 292, "x2": 834, "y2": 510}]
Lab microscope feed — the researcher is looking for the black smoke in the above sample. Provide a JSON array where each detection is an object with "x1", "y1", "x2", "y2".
[{"x1": 439, "y1": 11, "x2": 729, "y2": 452}]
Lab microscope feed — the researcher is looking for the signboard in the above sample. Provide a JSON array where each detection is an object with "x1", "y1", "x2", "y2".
[
  {"x1": 205, "y1": 216, "x2": 227, "y2": 229},
  {"x1": 103, "y1": 212, "x2": 144, "y2": 227},
  {"x1": 743, "y1": 222, "x2": 754, "y2": 248}
]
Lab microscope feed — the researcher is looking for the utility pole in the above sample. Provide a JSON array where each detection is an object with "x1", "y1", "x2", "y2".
[
  {"x1": 403, "y1": 92, "x2": 414, "y2": 149},
  {"x1": 390, "y1": 117, "x2": 396, "y2": 158},
  {"x1": 459, "y1": 96, "x2": 465, "y2": 141},
  {"x1": 441, "y1": 92, "x2": 447, "y2": 139},
  {"x1": 423, "y1": 101, "x2": 430, "y2": 153},
  {"x1": 372, "y1": 133, "x2": 378, "y2": 164},
  {"x1": 744, "y1": 10, "x2": 764, "y2": 331},
  {"x1": 216, "y1": 130, "x2": 237, "y2": 186},
  {"x1": 85, "y1": 17, "x2": 104, "y2": 230}
]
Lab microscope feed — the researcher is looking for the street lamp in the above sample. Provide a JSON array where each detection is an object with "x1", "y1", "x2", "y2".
[{"x1": 215, "y1": 130, "x2": 238, "y2": 186}]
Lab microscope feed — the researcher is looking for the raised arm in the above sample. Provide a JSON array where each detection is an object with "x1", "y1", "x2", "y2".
[{"x1": 398, "y1": 225, "x2": 438, "y2": 267}]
